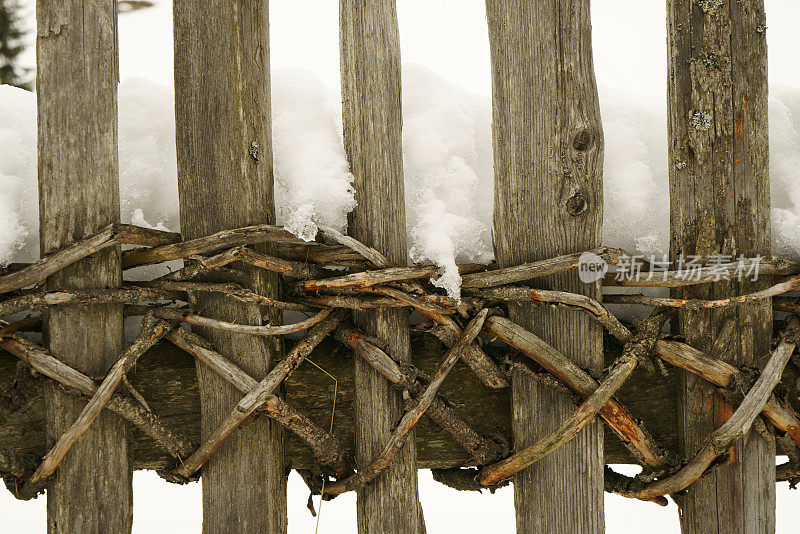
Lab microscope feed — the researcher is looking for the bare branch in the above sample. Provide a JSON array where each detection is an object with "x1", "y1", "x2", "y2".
[
  {"x1": 630, "y1": 319, "x2": 799, "y2": 499},
  {"x1": 26, "y1": 317, "x2": 173, "y2": 489},
  {"x1": 478, "y1": 312, "x2": 668, "y2": 485},
  {"x1": 0, "y1": 224, "x2": 179, "y2": 294},
  {"x1": 172, "y1": 309, "x2": 346, "y2": 478}
]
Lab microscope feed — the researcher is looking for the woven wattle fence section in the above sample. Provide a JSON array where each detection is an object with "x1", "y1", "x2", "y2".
[{"x1": 2, "y1": 222, "x2": 800, "y2": 506}]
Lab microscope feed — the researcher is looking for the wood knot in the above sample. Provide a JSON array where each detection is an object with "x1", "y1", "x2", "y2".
[
  {"x1": 565, "y1": 192, "x2": 588, "y2": 216},
  {"x1": 572, "y1": 128, "x2": 595, "y2": 151}
]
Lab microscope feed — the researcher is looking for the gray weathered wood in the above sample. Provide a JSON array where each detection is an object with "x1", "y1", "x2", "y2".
[
  {"x1": 339, "y1": 2, "x2": 424, "y2": 530},
  {"x1": 324, "y1": 310, "x2": 490, "y2": 496},
  {"x1": 0, "y1": 337, "x2": 688, "y2": 478},
  {"x1": 667, "y1": 1, "x2": 774, "y2": 532},
  {"x1": 478, "y1": 313, "x2": 668, "y2": 487},
  {"x1": 7, "y1": 333, "x2": 799, "y2": 490},
  {"x1": 631, "y1": 324, "x2": 798, "y2": 500},
  {"x1": 28, "y1": 318, "x2": 171, "y2": 489},
  {"x1": 172, "y1": 1, "x2": 285, "y2": 531},
  {"x1": 485, "y1": 0, "x2": 605, "y2": 531},
  {"x1": 36, "y1": 1, "x2": 131, "y2": 531}
]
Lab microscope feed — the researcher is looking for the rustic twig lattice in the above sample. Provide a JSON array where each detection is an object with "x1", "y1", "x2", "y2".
[{"x1": 2, "y1": 222, "x2": 800, "y2": 507}]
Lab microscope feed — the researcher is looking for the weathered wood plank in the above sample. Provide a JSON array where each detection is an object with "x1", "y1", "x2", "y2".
[
  {"x1": 485, "y1": 0, "x2": 605, "y2": 531},
  {"x1": 667, "y1": 1, "x2": 774, "y2": 532},
  {"x1": 339, "y1": 1, "x2": 425, "y2": 531},
  {"x1": 36, "y1": 1, "x2": 131, "y2": 531},
  {"x1": 172, "y1": 1, "x2": 285, "y2": 531},
  {"x1": 0, "y1": 336, "x2": 688, "y2": 476},
  {"x1": 5, "y1": 333, "x2": 800, "y2": 481}
]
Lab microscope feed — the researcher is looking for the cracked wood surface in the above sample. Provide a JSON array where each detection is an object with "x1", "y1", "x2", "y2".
[
  {"x1": 340, "y1": 1, "x2": 424, "y2": 531},
  {"x1": 36, "y1": 1, "x2": 131, "y2": 531},
  {"x1": 172, "y1": 1, "x2": 285, "y2": 531},
  {"x1": 667, "y1": 1, "x2": 774, "y2": 532},
  {"x1": 486, "y1": 1, "x2": 605, "y2": 531}
]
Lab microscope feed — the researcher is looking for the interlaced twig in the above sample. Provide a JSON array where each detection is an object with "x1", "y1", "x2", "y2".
[
  {"x1": 172, "y1": 309, "x2": 346, "y2": 478},
  {"x1": 3, "y1": 222, "x2": 800, "y2": 506},
  {"x1": 334, "y1": 324, "x2": 506, "y2": 465},
  {"x1": 0, "y1": 335, "x2": 194, "y2": 495},
  {"x1": 24, "y1": 315, "x2": 174, "y2": 491},
  {"x1": 628, "y1": 318, "x2": 800, "y2": 499},
  {"x1": 477, "y1": 311, "x2": 670, "y2": 487},
  {"x1": 604, "y1": 274, "x2": 800, "y2": 309},
  {"x1": 154, "y1": 307, "x2": 333, "y2": 336},
  {"x1": 0, "y1": 223, "x2": 180, "y2": 294},
  {"x1": 167, "y1": 327, "x2": 352, "y2": 478},
  {"x1": 483, "y1": 315, "x2": 672, "y2": 470},
  {"x1": 324, "y1": 309, "x2": 489, "y2": 495}
]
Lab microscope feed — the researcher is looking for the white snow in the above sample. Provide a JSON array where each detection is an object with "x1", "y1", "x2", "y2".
[
  {"x1": 599, "y1": 88, "x2": 670, "y2": 257},
  {"x1": 119, "y1": 78, "x2": 180, "y2": 233},
  {"x1": 769, "y1": 86, "x2": 800, "y2": 261},
  {"x1": 0, "y1": 85, "x2": 37, "y2": 266},
  {"x1": 2, "y1": 70, "x2": 800, "y2": 298},
  {"x1": 402, "y1": 64, "x2": 494, "y2": 297},
  {"x1": 272, "y1": 68, "x2": 356, "y2": 241}
]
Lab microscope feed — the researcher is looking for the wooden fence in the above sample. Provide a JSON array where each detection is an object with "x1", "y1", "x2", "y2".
[{"x1": 0, "y1": 1, "x2": 797, "y2": 533}]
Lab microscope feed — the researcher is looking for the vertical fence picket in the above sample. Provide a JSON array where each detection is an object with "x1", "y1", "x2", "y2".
[
  {"x1": 36, "y1": 1, "x2": 131, "y2": 531},
  {"x1": 0, "y1": 2, "x2": 793, "y2": 531},
  {"x1": 339, "y1": 1, "x2": 426, "y2": 531},
  {"x1": 667, "y1": 1, "x2": 774, "y2": 532},
  {"x1": 485, "y1": 1, "x2": 606, "y2": 531},
  {"x1": 172, "y1": 1, "x2": 286, "y2": 532}
]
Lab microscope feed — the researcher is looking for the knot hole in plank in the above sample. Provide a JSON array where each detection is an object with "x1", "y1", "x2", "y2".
[
  {"x1": 565, "y1": 190, "x2": 588, "y2": 217},
  {"x1": 571, "y1": 127, "x2": 596, "y2": 152}
]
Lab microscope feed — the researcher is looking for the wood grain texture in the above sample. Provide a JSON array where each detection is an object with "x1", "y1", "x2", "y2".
[
  {"x1": 485, "y1": 1, "x2": 605, "y2": 532},
  {"x1": 339, "y1": 1, "x2": 424, "y2": 531},
  {"x1": 172, "y1": 1, "x2": 285, "y2": 532},
  {"x1": 0, "y1": 337, "x2": 692, "y2": 477},
  {"x1": 667, "y1": 2, "x2": 774, "y2": 532},
  {"x1": 35, "y1": 0, "x2": 131, "y2": 531}
]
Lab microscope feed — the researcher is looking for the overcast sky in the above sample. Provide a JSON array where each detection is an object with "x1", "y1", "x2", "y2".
[{"x1": 5, "y1": 1, "x2": 800, "y2": 532}]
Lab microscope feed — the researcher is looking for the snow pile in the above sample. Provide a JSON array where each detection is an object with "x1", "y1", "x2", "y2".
[
  {"x1": 402, "y1": 65, "x2": 494, "y2": 297},
  {"x1": 272, "y1": 68, "x2": 356, "y2": 240},
  {"x1": 769, "y1": 86, "x2": 800, "y2": 260},
  {"x1": 599, "y1": 88, "x2": 670, "y2": 257},
  {"x1": 0, "y1": 85, "x2": 37, "y2": 265},
  {"x1": 119, "y1": 78, "x2": 180, "y2": 232},
  {"x1": 2, "y1": 69, "x2": 800, "y2": 299},
  {"x1": 0, "y1": 70, "x2": 356, "y2": 263}
]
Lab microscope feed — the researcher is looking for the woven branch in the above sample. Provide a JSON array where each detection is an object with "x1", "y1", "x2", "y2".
[
  {"x1": 477, "y1": 310, "x2": 669, "y2": 487},
  {"x1": 121, "y1": 224, "x2": 308, "y2": 268},
  {"x1": 0, "y1": 224, "x2": 179, "y2": 294},
  {"x1": 460, "y1": 247, "x2": 625, "y2": 289},
  {"x1": 173, "y1": 309, "x2": 346, "y2": 479},
  {"x1": 0, "y1": 287, "x2": 176, "y2": 318},
  {"x1": 604, "y1": 274, "x2": 800, "y2": 309},
  {"x1": 628, "y1": 318, "x2": 800, "y2": 499},
  {"x1": 0, "y1": 336, "x2": 194, "y2": 496},
  {"x1": 25, "y1": 316, "x2": 173, "y2": 491},
  {"x1": 2, "y1": 222, "x2": 800, "y2": 506},
  {"x1": 167, "y1": 327, "x2": 352, "y2": 478},
  {"x1": 154, "y1": 307, "x2": 332, "y2": 337},
  {"x1": 324, "y1": 309, "x2": 489, "y2": 495},
  {"x1": 334, "y1": 324, "x2": 506, "y2": 465},
  {"x1": 483, "y1": 316, "x2": 672, "y2": 470}
]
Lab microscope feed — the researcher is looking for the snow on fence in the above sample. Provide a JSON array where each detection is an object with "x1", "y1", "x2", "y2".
[{"x1": 0, "y1": 0, "x2": 798, "y2": 533}]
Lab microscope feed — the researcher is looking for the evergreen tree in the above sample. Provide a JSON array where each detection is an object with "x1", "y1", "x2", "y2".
[{"x1": 0, "y1": 0, "x2": 30, "y2": 90}]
